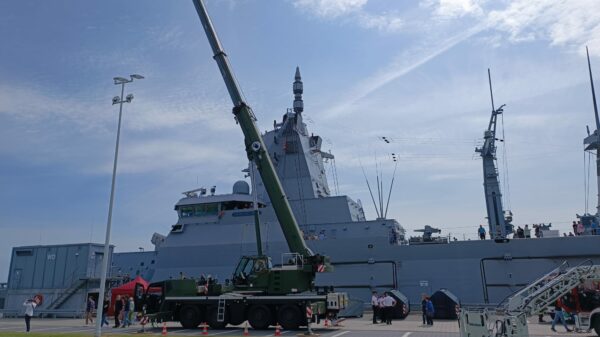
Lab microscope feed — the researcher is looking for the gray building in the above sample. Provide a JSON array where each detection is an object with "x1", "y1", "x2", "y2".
[{"x1": 3, "y1": 243, "x2": 114, "y2": 317}]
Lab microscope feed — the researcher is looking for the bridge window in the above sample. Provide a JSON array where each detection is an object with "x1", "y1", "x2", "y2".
[{"x1": 179, "y1": 203, "x2": 219, "y2": 218}]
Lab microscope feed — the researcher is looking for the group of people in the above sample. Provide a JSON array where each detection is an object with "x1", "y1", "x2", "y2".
[
  {"x1": 478, "y1": 223, "x2": 555, "y2": 239},
  {"x1": 82, "y1": 294, "x2": 136, "y2": 329},
  {"x1": 370, "y1": 291, "x2": 397, "y2": 325}
]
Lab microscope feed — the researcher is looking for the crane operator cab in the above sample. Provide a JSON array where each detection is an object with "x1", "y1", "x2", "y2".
[{"x1": 232, "y1": 255, "x2": 272, "y2": 288}]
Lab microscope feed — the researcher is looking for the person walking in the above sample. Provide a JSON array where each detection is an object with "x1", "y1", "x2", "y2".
[
  {"x1": 425, "y1": 297, "x2": 435, "y2": 326},
  {"x1": 101, "y1": 296, "x2": 110, "y2": 327},
  {"x1": 551, "y1": 300, "x2": 572, "y2": 332},
  {"x1": 382, "y1": 292, "x2": 396, "y2": 325},
  {"x1": 371, "y1": 291, "x2": 379, "y2": 324},
  {"x1": 23, "y1": 298, "x2": 37, "y2": 332},
  {"x1": 478, "y1": 225, "x2": 486, "y2": 240},
  {"x1": 421, "y1": 294, "x2": 428, "y2": 325},
  {"x1": 121, "y1": 295, "x2": 130, "y2": 327},
  {"x1": 85, "y1": 296, "x2": 95, "y2": 325},
  {"x1": 114, "y1": 295, "x2": 123, "y2": 328}
]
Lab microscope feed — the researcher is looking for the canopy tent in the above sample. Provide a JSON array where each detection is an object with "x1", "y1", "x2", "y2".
[{"x1": 106, "y1": 276, "x2": 149, "y2": 316}]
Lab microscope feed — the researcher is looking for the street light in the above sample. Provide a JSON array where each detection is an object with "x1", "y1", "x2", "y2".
[{"x1": 95, "y1": 74, "x2": 143, "y2": 337}]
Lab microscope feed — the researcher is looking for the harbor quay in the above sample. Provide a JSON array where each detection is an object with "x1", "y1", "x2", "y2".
[{"x1": 0, "y1": 312, "x2": 582, "y2": 336}]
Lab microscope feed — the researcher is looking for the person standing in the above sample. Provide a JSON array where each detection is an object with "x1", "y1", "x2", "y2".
[
  {"x1": 551, "y1": 300, "x2": 572, "y2": 332},
  {"x1": 101, "y1": 296, "x2": 110, "y2": 327},
  {"x1": 577, "y1": 221, "x2": 585, "y2": 236},
  {"x1": 478, "y1": 225, "x2": 486, "y2": 240},
  {"x1": 524, "y1": 225, "x2": 531, "y2": 238},
  {"x1": 23, "y1": 298, "x2": 37, "y2": 332},
  {"x1": 421, "y1": 294, "x2": 428, "y2": 325},
  {"x1": 425, "y1": 297, "x2": 435, "y2": 326},
  {"x1": 382, "y1": 292, "x2": 396, "y2": 325},
  {"x1": 114, "y1": 295, "x2": 123, "y2": 328},
  {"x1": 572, "y1": 221, "x2": 578, "y2": 235},
  {"x1": 85, "y1": 296, "x2": 95, "y2": 325},
  {"x1": 371, "y1": 291, "x2": 379, "y2": 324},
  {"x1": 127, "y1": 296, "x2": 135, "y2": 327}
]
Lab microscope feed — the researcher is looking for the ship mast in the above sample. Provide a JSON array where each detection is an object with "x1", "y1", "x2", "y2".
[
  {"x1": 476, "y1": 69, "x2": 512, "y2": 239},
  {"x1": 584, "y1": 47, "x2": 600, "y2": 217}
]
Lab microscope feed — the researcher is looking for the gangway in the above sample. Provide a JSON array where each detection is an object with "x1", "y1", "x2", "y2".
[{"x1": 459, "y1": 260, "x2": 600, "y2": 337}]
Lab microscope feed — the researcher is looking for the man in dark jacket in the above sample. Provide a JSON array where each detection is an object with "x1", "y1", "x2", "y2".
[
  {"x1": 421, "y1": 294, "x2": 428, "y2": 325},
  {"x1": 114, "y1": 295, "x2": 123, "y2": 328},
  {"x1": 101, "y1": 297, "x2": 110, "y2": 327}
]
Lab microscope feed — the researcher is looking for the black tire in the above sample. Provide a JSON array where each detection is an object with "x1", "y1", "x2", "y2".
[
  {"x1": 593, "y1": 317, "x2": 600, "y2": 337},
  {"x1": 278, "y1": 305, "x2": 302, "y2": 330},
  {"x1": 207, "y1": 306, "x2": 227, "y2": 329},
  {"x1": 179, "y1": 305, "x2": 201, "y2": 329},
  {"x1": 248, "y1": 305, "x2": 272, "y2": 330},
  {"x1": 228, "y1": 304, "x2": 246, "y2": 326}
]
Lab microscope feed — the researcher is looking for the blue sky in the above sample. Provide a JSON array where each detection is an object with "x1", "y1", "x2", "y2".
[{"x1": 1, "y1": 0, "x2": 600, "y2": 281}]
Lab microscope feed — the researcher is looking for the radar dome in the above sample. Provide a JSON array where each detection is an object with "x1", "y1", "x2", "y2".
[{"x1": 232, "y1": 180, "x2": 250, "y2": 195}]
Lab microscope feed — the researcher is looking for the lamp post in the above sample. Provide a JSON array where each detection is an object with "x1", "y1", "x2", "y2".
[{"x1": 95, "y1": 74, "x2": 144, "y2": 337}]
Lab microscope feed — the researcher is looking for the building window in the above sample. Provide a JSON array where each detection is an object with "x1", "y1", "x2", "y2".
[{"x1": 15, "y1": 250, "x2": 33, "y2": 257}]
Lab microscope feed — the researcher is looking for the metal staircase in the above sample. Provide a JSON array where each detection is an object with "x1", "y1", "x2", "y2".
[
  {"x1": 507, "y1": 260, "x2": 600, "y2": 314},
  {"x1": 47, "y1": 279, "x2": 88, "y2": 310}
]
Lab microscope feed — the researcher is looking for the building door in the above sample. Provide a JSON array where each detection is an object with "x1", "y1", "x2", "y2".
[{"x1": 12, "y1": 269, "x2": 22, "y2": 289}]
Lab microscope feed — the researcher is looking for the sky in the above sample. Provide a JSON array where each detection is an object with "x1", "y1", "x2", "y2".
[{"x1": 1, "y1": 0, "x2": 600, "y2": 282}]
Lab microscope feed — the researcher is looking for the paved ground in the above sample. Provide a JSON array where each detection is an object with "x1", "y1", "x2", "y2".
[{"x1": 0, "y1": 313, "x2": 593, "y2": 336}]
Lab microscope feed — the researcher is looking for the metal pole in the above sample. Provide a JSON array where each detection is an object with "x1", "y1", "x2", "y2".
[{"x1": 94, "y1": 82, "x2": 126, "y2": 337}]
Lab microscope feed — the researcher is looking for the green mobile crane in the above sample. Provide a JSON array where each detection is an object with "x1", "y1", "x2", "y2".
[{"x1": 135, "y1": 0, "x2": 347, "y2": 330}]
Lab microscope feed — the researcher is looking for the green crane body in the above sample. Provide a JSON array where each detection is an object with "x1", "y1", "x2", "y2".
[
  {"x1": 135, "y1": 2, "x2": 347, "y2": 329},
  {"x1": 188, "y1": 0, "x2": 332, "y2": 294}
]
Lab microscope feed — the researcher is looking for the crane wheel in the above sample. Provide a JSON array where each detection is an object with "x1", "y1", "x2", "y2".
[
  {"x1": 248, "y1": 305, "x2": 272, "y2": 330},
  {"x1": 179, "y1": 305, "x2": 201, "y2": 329},
  {"x1": 593, "y1": 317, "x2": 600, "y2": 337},
  {"x1": 207, "y1": 306, "x2": 227, "y2": 329},
  {"x1": 278, "y1": 305, "x2": 301, "y2": 330}
]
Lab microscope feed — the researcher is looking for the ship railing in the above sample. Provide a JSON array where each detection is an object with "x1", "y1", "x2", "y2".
[{"x1": 281, "y1": 253, "x2": 303, "y2": 270}]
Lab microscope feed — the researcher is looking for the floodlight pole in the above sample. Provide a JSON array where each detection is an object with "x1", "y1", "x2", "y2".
[{"x1": 94, "y1": 74, "x2": 143, "y2": 337}]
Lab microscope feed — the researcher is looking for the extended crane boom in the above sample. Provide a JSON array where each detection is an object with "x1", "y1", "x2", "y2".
[
  {"x1": 475, "y1": 69, "x2": 513, "y2": 239},
  {"x1": 192, "y1": 0, "x2": 312, "y2": 258}
]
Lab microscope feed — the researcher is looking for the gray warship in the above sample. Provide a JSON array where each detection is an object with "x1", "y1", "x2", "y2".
[{"x1": 111, "y1": 66, "x2": 600, "y2": 307}]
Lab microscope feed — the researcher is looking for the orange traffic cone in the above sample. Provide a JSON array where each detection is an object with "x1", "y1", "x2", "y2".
[
  {"x1": 243, "y1": 322, "x2": 250, "y2": 336},
  {"x1": 202, "y1": 322, "x2": 208, "y2": 336},
  {"x1": 274, "y1": 323, "x2": 281, "y2": 336},
  {"x1": 162, "y1": 322, "x2": 168, "y2": 336}
]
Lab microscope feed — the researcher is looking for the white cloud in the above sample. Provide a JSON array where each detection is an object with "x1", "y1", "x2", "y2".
[
  {"x1": 488, "y1": 0, "x2": 600, "y2": 52},
  {"x1": 293, "y1": 0, "x2": 367, "y2": 18},
  {"x1": 433, "y1": 0, "x2": 485, "y2": 18},
  {"x1": 292, "y1": 0, "x2": 403, "y2": 32}
]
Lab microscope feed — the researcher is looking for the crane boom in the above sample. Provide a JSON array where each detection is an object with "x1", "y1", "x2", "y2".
[
  {"x1": 475, "y1": 69, "x2": 512, "y2": 239},
  {"x1": 192, "y1": 0, "x2": 312, "y2": 258}
]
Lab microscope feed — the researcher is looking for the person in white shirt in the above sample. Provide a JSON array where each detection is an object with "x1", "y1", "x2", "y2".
[
  {"x1": 371, "y1": 291, "x2": 379, "y2": 324},
  {"x1": 382, "y1": 293, "x2": 397, "y2": 325},
  {"x1": 23, "y1": 298, "x2": 37, "y2": 332}
]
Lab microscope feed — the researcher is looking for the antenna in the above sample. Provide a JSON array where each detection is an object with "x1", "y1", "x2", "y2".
[
  {"x1": 360, "y1": 162, "x2": 381, "y2": 219},
  {"x1": 383, "y1": 161, "x2": 399, "y2": 218},
  {"x1": 586, "y1": 46, "x2": 600, "y2": 130},
  {"x1": 488, "y1": 68, "x2": 495, "y2": 112}
]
